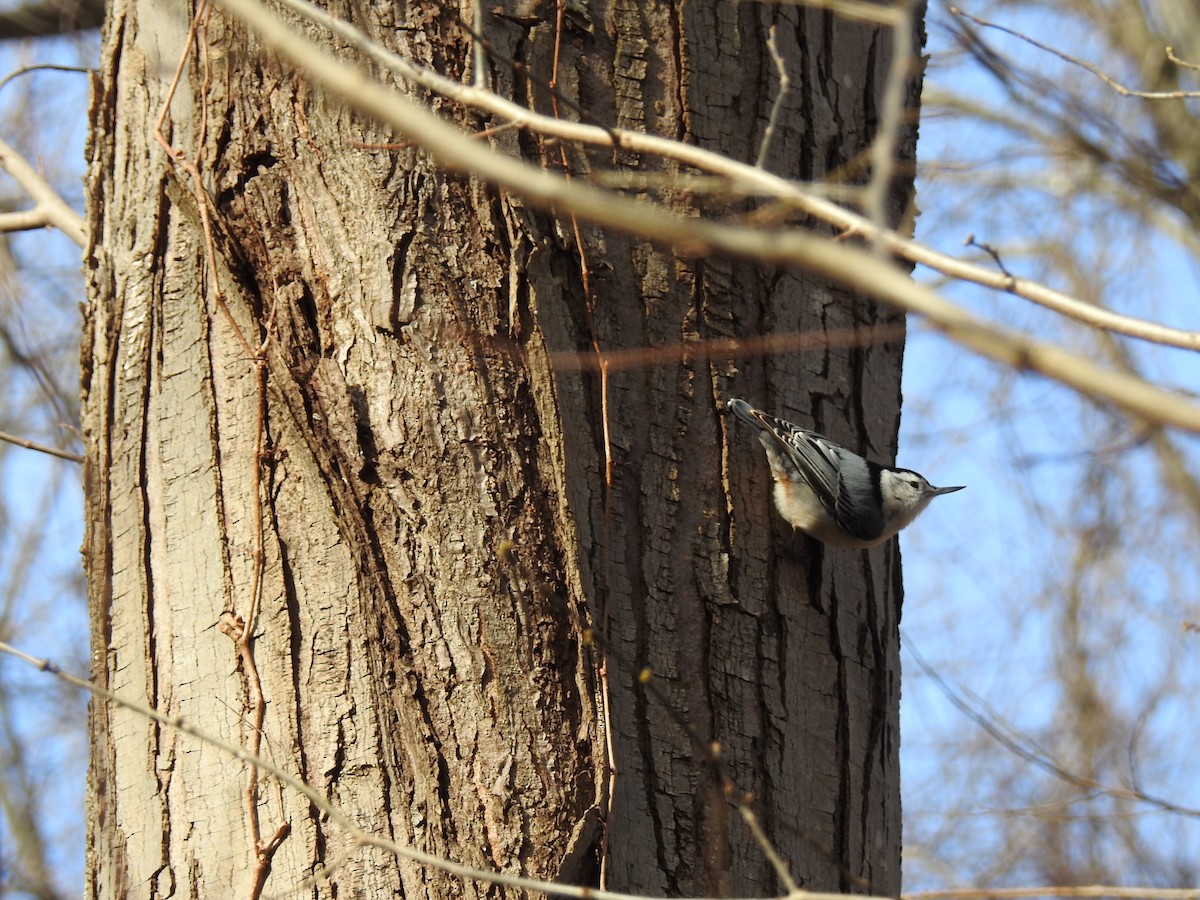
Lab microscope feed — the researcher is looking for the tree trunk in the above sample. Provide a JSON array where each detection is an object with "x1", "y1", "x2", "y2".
[{"x1": 83, "y1": 1, "x2": 918, "y2": 897}]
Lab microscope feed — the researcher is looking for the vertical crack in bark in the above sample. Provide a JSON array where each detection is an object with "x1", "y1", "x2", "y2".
[
  {"x1": 275, "y1": 508, "x2": 327, "y2": 868},
  {"x1": 858, "y1": 559, "x2": 886, "y2": 893},
  {"x1": 754, "y1": 607, "x2": 778, "y2": 891},
  {"x1": 141, "y1": 233, "x2": 161, "y2": 729},
  {"x1": 628, "y1": 489, "x2": 677, "y2": 893},
  {"x1": 696, "y1": 584, "x2": 725, "y2": 897},
  {"x1": 827, "y1": 579, "x2": 852, "y2": 892},
  {"x1": 140, "y1": 257, "x2": 168, "y2": 893}
]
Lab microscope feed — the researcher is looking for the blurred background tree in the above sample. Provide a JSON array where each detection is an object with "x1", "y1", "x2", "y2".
[
  {"x1": 0, "y1": 9, "x2": 94, "y2": 897},
  {"x1": 903, "y1": 0, "x2": 1200, "y2": 892}
]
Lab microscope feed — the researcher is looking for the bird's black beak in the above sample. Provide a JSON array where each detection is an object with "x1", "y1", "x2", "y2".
[{"x1": 929, "y1": 484, "x2": 965, "y2": 496}]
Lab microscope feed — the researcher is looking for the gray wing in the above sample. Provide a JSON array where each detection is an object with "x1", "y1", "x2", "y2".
[
  {"x1": 783, "y1": 427, "x2": 885, "y2": 541},
  {"x1": 772, "y1": 423, "x2": 844, "y2": 513},
  {"x1": 729, "y1": 399, "x2": 883, "y2": 541},
  {"x1": 832, "y1": 456, "x2": 886, "y2": 541}
]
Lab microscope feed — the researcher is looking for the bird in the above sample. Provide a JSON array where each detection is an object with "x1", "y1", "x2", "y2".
[{"x1": 727, "y1": 397, "x2": 964, "y2": 548}]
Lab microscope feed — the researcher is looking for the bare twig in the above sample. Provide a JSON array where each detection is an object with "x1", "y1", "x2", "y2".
[
  {"x1": 905, "y1": 638, "x2": 1200, "y2": 820},
  {"x1": 756, "y1": 23, "x2": 790, "y2": 169},
  {"x1": 0, "y1": 63, "x2": 92, "y2": 97},
  {"x1": 0, "y1": 428, "x2": 83, "y2": 463},
  {"x1": 548, "y1": 325, "x2": 906, "y2": 372},
  {"x1": 1164, "y1": 46, "x2": 1200, "y2": 73},
  {"x1": 543, "y1": 1, "x2": 619, "y2": 884},
  {"x1": 862, "y1": 0, "x2": 916, "y2": 251},
  {"x1": 950, "y1": 7, "x2": 1200, "y2": 100},
  {"x1": 963, "y1": 234, "x2": 1014, "y2": 281},
  {"x1": 0, "y1": 138, "x2": 85, "y2": 246},
  {"x1": 471, "y1": 0, "x2": 486, "y2": 88},
  {"x1": 0, "y1": 208, "x2": 64, "y2": 234}
]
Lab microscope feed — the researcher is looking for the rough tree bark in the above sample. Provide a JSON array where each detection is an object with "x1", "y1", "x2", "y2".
[{"x1": 83, "y1": 0, "x2": 920, "y2": 897}]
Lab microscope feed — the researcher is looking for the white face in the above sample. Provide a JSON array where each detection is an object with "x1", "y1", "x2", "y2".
[
  {"x1": 880, "y1": 468, "x2": 964, "y2": 535},
  {"x1": 888, "y1": 470, "x2": 933, "y2": 505}
]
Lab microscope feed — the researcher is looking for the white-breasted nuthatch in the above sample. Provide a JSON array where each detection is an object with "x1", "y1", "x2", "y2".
[{"x1": 727, "y1": 397, "x2": 964, "y2": 548}]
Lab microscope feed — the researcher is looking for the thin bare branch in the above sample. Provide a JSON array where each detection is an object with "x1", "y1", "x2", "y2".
[
  {"x1": 950, "y1": 7, "x2": 1200, "y2": 100},
  {"x1": 547, "y1": 325, "x2": 906, "y2": 372},
  {"x1": 756, "y1": 23, "x2": 790, "y2": 169},
  {"x1": 0, "y1": 138, "x2": 85, "y2": 247},
  {"x1": 0, "y1": 64, "x2": 93, "y2": 98},
  {"x1": 0, "y1": 208, "x2": 60, "y2": 234},
  {"x1": 963, "y1": 234, "x2": 1014, "y2": 280},
  {"x1": 1164, "y1": 46, "x2": 1200, "y2": 73},
  {"x1": 905, "y1": 638, "x2": 1200, "y2": 820},
  {"x1": 0, "y1": 429, "x2": 83, "y2": 463},
  {"x1": 862, "y1": 0, "x2": 916, "y2": 250}
]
